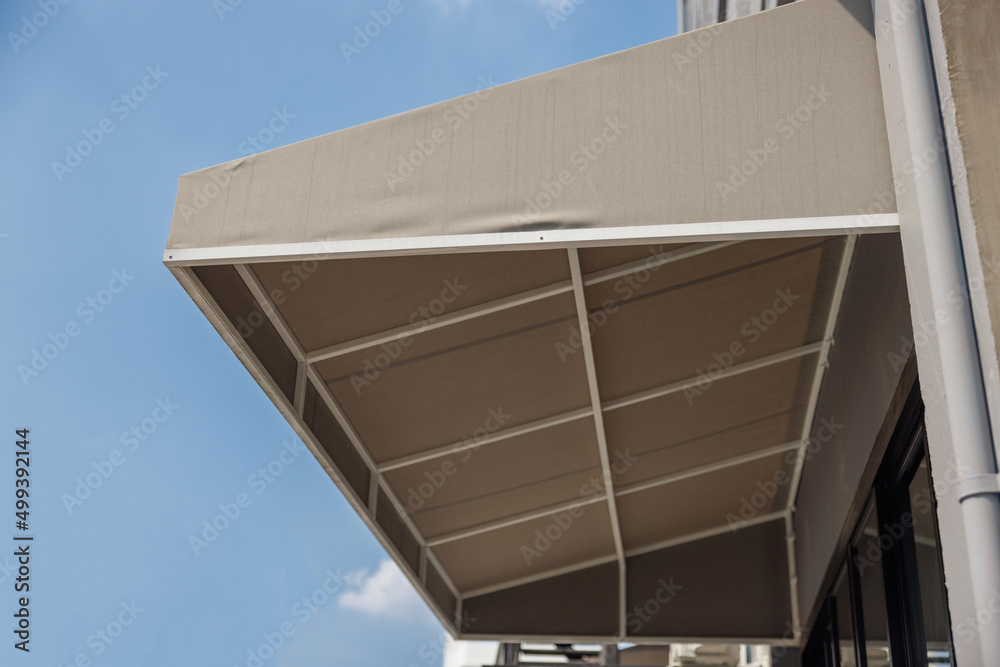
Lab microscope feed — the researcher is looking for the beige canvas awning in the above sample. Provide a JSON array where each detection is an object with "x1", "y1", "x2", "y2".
[{"x1": 165, "y1": 0, "x2": 896, "y2": 643}]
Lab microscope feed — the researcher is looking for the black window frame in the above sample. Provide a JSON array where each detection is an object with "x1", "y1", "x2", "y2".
[{"x1": 875, "y1": 403, "x2": 936, "y2": 665}]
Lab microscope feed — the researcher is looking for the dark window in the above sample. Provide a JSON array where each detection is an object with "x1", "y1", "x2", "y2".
[
  {"x1": 876, "y1": 414, "x2": 953, "y2": 666},
  {"x1": 803, "y1": 599, "x2": 838, "y2": 667},
  {"x1": 854, "y1": 500, "x2": 893, "y2": 666},
  {"x1": 907, "y1": 454, "x2": 951, "y2": 665},
  {"x1": 831, "y1": 568, "x2": 857, "y2": 667}
]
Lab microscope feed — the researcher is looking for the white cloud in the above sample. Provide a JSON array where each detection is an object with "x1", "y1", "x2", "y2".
[
  {"x1": 337, "y1": 559, "x2": 428, "y2": 621},
  {"x1": 444, "y1": 639, "x2": 501, "y2": 667}
]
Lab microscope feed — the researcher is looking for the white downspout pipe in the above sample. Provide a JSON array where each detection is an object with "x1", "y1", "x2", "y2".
[{"x1": 888, "y1": 0, "x2": 1000, "y2": 661}]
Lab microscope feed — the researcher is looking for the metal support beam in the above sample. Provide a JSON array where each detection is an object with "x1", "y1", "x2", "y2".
[
  {"x1": 426, "y1": 439, "x2": 801, "y2": 547},
  {"x1": 307, "y1": 280, "x2": 574, "y2": 363},
  {"x1": 463, "y1": 553, "x2": 621, "y2": 600},
  {"x1": 293, "y1": 361, "x2": 308, "y2": 417},
  {"x1": 307, "y1": 241, "x2": 741, "y2": 363},
  {"x1": 367, "y1": 469, "x2": 379, "y2": 516},
  {"x1": 784, "y1": 237, "x2": 856, "y2": 512},
  {"x1": 615, "y1": 439, "x2": 801, "y2": 497},
  {"x1": 163, "y1": 214, "x2": 898, "y2": 268},
  {"x1": 461, "y1": 510, "x2": 788, "y2": 600},
  {"x1": 581, "y1": 240, "x2": 739, "y2": 286},
  {"x1": 782, "y1": 234, "x2": 856, "y2": 638},
  {"x1": 378, "y1": 341, "x2": 822, "y2": 472},
  {"x1": 426, "y1": 494, "x2": 607, "y2": 547},
  {"x1": 602, "y1": 341, "x2": 825, "y2": 413},
  {"x1": 377, "y1": 407, "x2": 593, "y2": 473},
  {"x1": 624, "y1": 509, "x2": 788, "y2": 558},
  {"x1": 568, "y1": 247, "x2": 627, "y2": 640},
  {"x1": 784, "y1": 512, "x2": 800, "y2": 640}
]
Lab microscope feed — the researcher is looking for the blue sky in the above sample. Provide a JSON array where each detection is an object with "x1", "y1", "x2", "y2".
[{"x1": 0, "y1": 1, "x2": 675, "y2": 665}]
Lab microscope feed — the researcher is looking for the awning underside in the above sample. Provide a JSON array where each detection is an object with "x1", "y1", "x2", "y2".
[{"x1": 182, "y1": 235, "x2": 847, "y2": 641}]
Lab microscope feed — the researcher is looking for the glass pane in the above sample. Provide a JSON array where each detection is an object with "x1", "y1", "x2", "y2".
[
  {"x1": 832, "y1": 568, "x2": 857, "y2": 667},
  {"x1": 855, "y1": 502, "x2": 892, "y2": 666},
  {"x1": 909, "y1": 452, "x2": 953, "y2": 665}
]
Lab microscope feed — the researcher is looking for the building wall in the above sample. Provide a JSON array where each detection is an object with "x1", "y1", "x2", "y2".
[{"x1": 928, "y1": 0, "x2": 1000, "y2": 470}]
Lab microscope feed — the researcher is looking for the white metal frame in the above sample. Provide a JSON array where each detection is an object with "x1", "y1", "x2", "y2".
[
  {"x1": 378, "y1": 340, "x2": 822, "y2": 472},
  {"x1": 782, "y1": 233, "x2": 857, "y2": 638},
  {"x1": 461, "y1": 510, "x2": 789, "y2": 600},
  {"x1": 426, "y1": 439, "x2": 801, "y2": 548},
  {"x1": 305, "y1": 240, "x2": 737, "y2": 364},
  {"x1": 163, "y1": 214, "x2": 898, "y2": 267},
  {"x1": 168, "y1": 218, "x2": 884, "y2": 643},
  {"x1": 567, "y1": 247, "x2": 629, "y2": 638}
]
